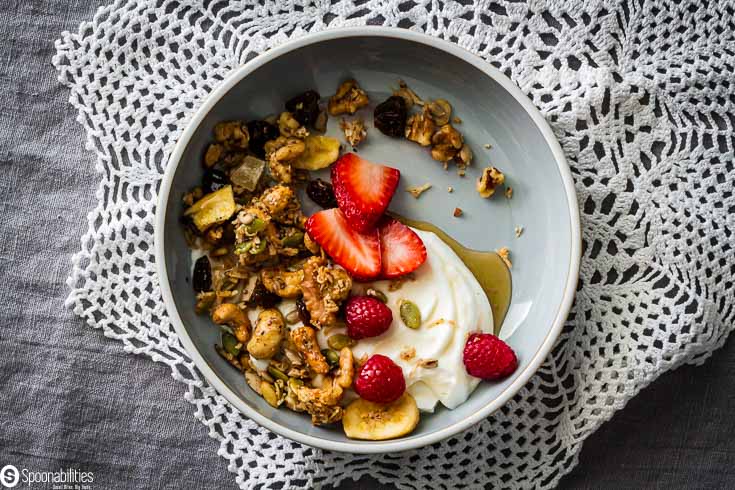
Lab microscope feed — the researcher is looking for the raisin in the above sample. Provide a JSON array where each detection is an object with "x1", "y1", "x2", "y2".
[
  {"x1": 285, "y1": 90, "x2": 321, "y2": 127},
  {"x1": 306, "y1": 179, "x2": 337, "y2": 208},
  {"x1": 374, "y1": 95, "x2": 408, "y2": 137},
  {"x1": 296, "y1": 298, "x2": 311, "y2": 326},
  {"x1": 202, "y1": 168, "x2": 229, "y2": 194},
  {"x1": 192, "y1": 256, "x2": 212, "y2": 292},
  {"x1": 246, "y1": 120, "x2": 279, "y2": 158},
  {"x1": 248, "y1": 281, "x2": 281, "y2": 308}
]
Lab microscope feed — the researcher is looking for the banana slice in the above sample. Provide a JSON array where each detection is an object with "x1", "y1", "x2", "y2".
[
  {"x1": 291, "y1": 135, "x2": 341, "y2": 170},
  {"x1": 184, "y1": 185, "x2": 236, "y2": 231},
  {"x1": 342, "y1": 393, "x2": 420, "y2": 440}
]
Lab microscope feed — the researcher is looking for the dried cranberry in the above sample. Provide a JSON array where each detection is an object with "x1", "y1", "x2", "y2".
[
  {"x1": 285, "y1": 90, "x2": 321, "y2": 127},
  {"x1": 202, "y1": 168, "x2": 229, "y2": 194},
  {"x1": 192, "y1": 256, "x2": 212, "y2": 292},
  {"x1": 374, "y1": 96, "x2": 407, "y2": 137},
  {"x1": 296, "y1": 298, "x2": 311, "y2": 326},
  {"x1": 246, "y1": 120, "x2": 279, "y2": 158},
  {"x1": 306, "y1": 179, "x2": 337, "y2": 208},
  {"x1": 248, "y1": 281, "x2": 281, "y2": 308}
]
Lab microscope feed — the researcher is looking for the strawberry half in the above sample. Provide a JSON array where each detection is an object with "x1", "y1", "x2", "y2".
[
  {"x1": 305, "y1": 208, "x2": 382, "y2": 280},
  {"x1": 331, "y1": 153, "x2": 400, "y2": 232},
  {"x1": 378, "y1": 217, "x2": 427, "y2": 278}
]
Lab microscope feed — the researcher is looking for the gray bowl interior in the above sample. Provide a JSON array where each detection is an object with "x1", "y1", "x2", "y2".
[{"x1": 163, "y1": 36, "x2": 573, "y2": 446}]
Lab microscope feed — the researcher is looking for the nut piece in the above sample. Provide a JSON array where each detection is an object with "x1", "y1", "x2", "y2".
[
  {"x1": 453, "y1": 207, "x2": 463, "y2": 217},
  {"x1": 264, "y1": 136, "x2": 306, "y2": 184},
  {"x1": 213, "y1": 121, "x2": 250, "y2": 150},
  {"x1": 204, "y1": 144, "x2": 224, "y2": 168},
  {"x1": 211, "y1": 303, "x2": 251, "y2": 344},
  {"x1": 417, "y1": 358, "x2": 439, "y2": 369},
  {"x1": 277, "y1": 111, "x2": 309, "y2": 138},
  {"x1": 328, "y1": 79, "x2": 369, "y2": 116},
  {"x1": 340, "y1": 118, "x2": 367, "y2": 148},
  {"x1": 399, "y1": 346, "x2": 416, "y2": 361},
  {"x1": 405, "y1": 108, "x2": 435, "y2": 146},
  {"x1": 335, "y1": 347, "x2": 354, "y2": 389},
  {"x1": 455, "y1": 143, "x2": 473, "y2": 167},
  {"x1": 476, "y1": 166, "x2": 505, "y2": 198},
  {"x1": 406, "y1": 183, "x2": 432, "y2": 199},
  {"x1": 430, "y1": 124, "x2": 463, "y2": 163},
  {"x1": 290, "y1": 326, "x2": 330, "y2": 374},
  {"x1": 260, "y1": 268, "x2": 304, "y2": 298},
  {"x1": 300, "y1": 256, "x2": 352, "y2": 329},
  {"x1": 392, "y1": 80, "x2": 423, "y2": 109},
  {"x1": 247, "y1": 309, "x2": 285, "y2": 359},
  {"x1": 496, "y1": 247, "x2": 512, "y2": 269},
  {"x1": 427, "y1": 99, "x2": 452, "y2": 126}
]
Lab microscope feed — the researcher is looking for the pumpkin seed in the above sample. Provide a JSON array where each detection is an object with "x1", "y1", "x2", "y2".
[
  {"x1": 234, "y1": 241, "x2": 253, "y2": 255},
  {"x1": 327, "y1": 333, "x2": 356, "y2": 350},
  {"x1": 285, "y1": 309, "x2": 300, "y2": 324},
  {"x1": 399, "y1": 300, "x2": 421, "y2": 329},
  {"x1": 260, "y1": 381, "x2": 279, "y2": 407},
  {"x1": 222, "y1": 333, "x2": 241, "y2": 357},
  {"x1": 246, "y1": 217, "x2": 266, "y2": 234},
  {"x1": 252, "y1": 239, "x2": 266, "y2": 254},
  {"x1": 321, "y1": 349, "x2": 340, "y2": 368},
  {"x1": 267, "y1": 365, "x2": 289, "y2": 382},
  {"x1": 366, "y1": 288, "x2": 388, "y2": 303},
  {"x1": 281, "y1": 231, "x2": 304, "y2": 248}
]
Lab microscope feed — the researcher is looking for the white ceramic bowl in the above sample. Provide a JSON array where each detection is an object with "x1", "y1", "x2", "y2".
[{"x1": 155, "y1": 27, "x2": 581, "y2": 453}]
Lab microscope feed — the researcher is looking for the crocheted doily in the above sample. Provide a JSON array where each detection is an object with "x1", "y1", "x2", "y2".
[{"x1": 54, "y1": 1, "x2": 735, "y2": 488}]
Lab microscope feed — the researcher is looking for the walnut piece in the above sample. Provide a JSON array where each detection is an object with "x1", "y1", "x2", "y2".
[
  {"x1": 300, "y1": 256, "x2": 352, "y2": 328},
  {"x1": 260, "y1": 268, "x2": 304, "y2": 298},
  {"x1": 405, "y1": 108, "x2": 435, "y2": 146},
  {"x1": 340, "y1": 118, "x2": 367, "y2": 148},
  {"x1": 278, "y1": 111, "x2": 309, "y2": 138},
  {"x1": 476, "y1": 166, "x2": 505, "y2": 198},
  {"x1": 430, "y1": 124, "x2": 463, "y2": 163},
  {"x1": 393, "y1": 80, "x2": 423, "y2": 109},
  {"x1": 328, "y1": 79, "x2": 369, "y2": 116},
  {"x1": 213, "y1": 121, "x2": 250, "y2": 150}
]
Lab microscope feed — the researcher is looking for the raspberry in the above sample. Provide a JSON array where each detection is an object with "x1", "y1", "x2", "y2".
[
  {"x1": 462, "y1": 333, "x2": 518, "y2": 380},
  {"x1": 354, "y1": 354, "x2": 405, "y2": 403},
  {"x1": 345, "y1": 296, "x2": 393, "y2": 339}
]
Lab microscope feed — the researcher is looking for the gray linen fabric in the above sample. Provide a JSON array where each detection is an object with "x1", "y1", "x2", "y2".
[{"x1": 0, "y1": 1, "x2": 734, "y2": 489}]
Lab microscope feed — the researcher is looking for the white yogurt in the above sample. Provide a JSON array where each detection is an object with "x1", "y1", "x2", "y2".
[{"x1": 320, "y1": 229, "x2": 494, "y2": 412}]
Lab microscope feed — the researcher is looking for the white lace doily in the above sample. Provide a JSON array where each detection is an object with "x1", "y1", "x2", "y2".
[{"x1": 54, "y1": 1, "x2": 735, "y2": 488}]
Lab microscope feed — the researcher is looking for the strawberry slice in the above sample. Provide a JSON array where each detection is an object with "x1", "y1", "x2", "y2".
[
  {"x1": 378, "y1": 217, "x2": 427, "y2": 278},
  {"x1": 331, "y1": 153, "x2": 400, "y2": 232},
  {"x1": 305, "y1": 208, "x2": 382, "y2": 280}
]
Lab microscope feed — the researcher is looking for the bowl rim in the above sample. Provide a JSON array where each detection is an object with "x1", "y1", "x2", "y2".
[{"x1": 155, "y1": 26, "x2": 581, "y2": 454}]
